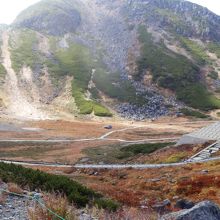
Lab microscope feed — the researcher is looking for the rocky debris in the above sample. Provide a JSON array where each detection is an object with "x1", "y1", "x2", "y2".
[
  {"x1": 0, "y1": 182, "x2": 34, "y2": 220},
  {"x1": 175, "y1": 199, "x2": 195, "y2": 210},
  {"x1": 117, "y1": 101, "x2": 168, "y2": 120},
  {"x1": 0, "y1": 194, "x2": 33, "y2": 220},
  {"x1": 161, "y1": 201, "x2": 220, "y2": 220},
  {"x1": 152, "y1": 199, "x2": 171, "y2": 213},
  {"x1": 116, "y1": 79, "x2": 182, "y2": 120},
  {"x1": 0, "y1": 182, "x2": 98, "y2": 220}
]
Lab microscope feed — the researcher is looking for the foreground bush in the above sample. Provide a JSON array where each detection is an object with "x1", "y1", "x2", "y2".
[
  {"x1": 28, "y1": 193, "x2": 78, "y2": 220},
  {"x1": 0, "y1": 163, "x2": 118, "y2": 211}
]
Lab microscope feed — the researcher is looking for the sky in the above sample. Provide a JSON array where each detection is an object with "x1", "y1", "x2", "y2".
[{"x1": 0, "y1": 0, "x2": 219, "y2": 24}]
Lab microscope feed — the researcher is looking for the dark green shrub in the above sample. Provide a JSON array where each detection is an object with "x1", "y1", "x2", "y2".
[
  {"x1": 121, "y1": 142, "x2": 174, "y2": 156},
  {"x1": 0, "y1": 162, "x2": 118, "y2": 211},
  {"x1": 95, "y1": 198, "x2": 119, "y2": 212}
]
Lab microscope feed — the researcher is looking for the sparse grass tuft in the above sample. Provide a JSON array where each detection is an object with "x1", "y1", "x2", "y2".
[
  {"x1": 8, "y1": 183, "x2": 23, "y2": 195},
  {"x1": 28, "y1": 193, "x2": 78, "y2": 220}
]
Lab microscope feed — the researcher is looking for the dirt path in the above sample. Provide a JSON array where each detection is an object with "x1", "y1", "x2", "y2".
[{"x1": 1, "y1": 155, "x2": 220, "y2": 169}]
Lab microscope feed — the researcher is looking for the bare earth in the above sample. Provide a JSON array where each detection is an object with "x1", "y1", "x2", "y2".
[{"x1": 0, "y1": 117, "x2": 215, "y2": 163}]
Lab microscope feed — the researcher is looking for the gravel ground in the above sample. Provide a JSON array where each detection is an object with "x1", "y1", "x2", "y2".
[
  {"x1": 0, "y1": 183, "x2": 34, "y2": 220},
  {"x1": 0, "y1": 182, "x2": 97, "y2": 220},
  {"x1": 0, "y1": 195, "x2": 33, "y2": 220}
]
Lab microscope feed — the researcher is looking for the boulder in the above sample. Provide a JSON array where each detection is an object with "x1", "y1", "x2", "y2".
[
  {"x1": 175, "y1": 199, "x2": 195, "y2": 209},
  {"x1": 161, "y1": 201, "x2": 220, "y2": 220}
]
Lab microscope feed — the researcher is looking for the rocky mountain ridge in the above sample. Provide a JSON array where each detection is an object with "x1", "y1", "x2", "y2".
[{"x1": 0, "y1": 0, "x2": 220, "y2": 120}]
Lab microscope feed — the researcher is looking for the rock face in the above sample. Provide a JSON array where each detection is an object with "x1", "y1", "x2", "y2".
[
  {"x1": 13, "y1": 0, "x2": 81, "y2": 36},
  {"x1": 161, "y1": 201, "x2": 220, "y2": 220},
  {"x1": 0, "y1": 0, "x2": 219, "y2": 120}
]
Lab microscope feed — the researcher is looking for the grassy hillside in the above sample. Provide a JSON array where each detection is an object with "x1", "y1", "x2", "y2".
[
  {"x1": 177, "y1": 84, "x2": 220, "y2": 111},
  {"x1": 47, "y1": 42, "x2": 112, "y2": 116},
  {"x1": 137, "y1": 26, "x2": 220, "y2": 111},
  {"x1": 180, "y1": 37, "x2": 209, "y2": 64}
]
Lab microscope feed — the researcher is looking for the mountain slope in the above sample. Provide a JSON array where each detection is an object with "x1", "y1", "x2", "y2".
[{"x1": 0, "y1": 0, "x2": 220, "y2": 120}]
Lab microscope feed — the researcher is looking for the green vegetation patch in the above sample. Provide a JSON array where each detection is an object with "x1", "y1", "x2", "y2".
[
  {"x1": 208, "y1": 42, "x2": 220, "y2": 58},
  {"x1": 83, "y1": 142, "x2": 175, "y2": 163},
  {"x1": 177, "y1": 84, "x2": 220, "y2": 111},
  {"x1": 10, "y1": 29, "x2": 42, "y2": 72},
  {"x1": 0, "y1": 162, "x2": 119, "y2": 211},
  {"x1": 180, "y1": 108, "x2": 209, "y2": 119},
  {"x1": 180, "y1": 37, "x2": 209, "y2": 64},
  {"x1": 137, "y1": 26, "x2": 199, "y2": 91},
  {"x1": 93, "y1": 70, "x2": 146, "y2": 105},
  {"x1": 47, "y1": 42, "x2": 112, "y2": 116},
  {"x1": 136, "y1": 26, "x2": 220, "y2": 111},
  {"x1": 0, "y1": 64, "x2": 6, "y2": 76},
  {"x1": 120, "y1": 142, "x2": 174, "y2": 156}
]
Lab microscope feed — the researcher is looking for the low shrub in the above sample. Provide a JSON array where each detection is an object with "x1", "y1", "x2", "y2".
[
  {"x1": 121, "y1": 142, "x2": 174, "y2": 156},
  {"x1": 0, "y1": 163, "x2": 119, "y2": 211},
  {"x1": 93, "y1": 104, "x2": 112, "y2": 117}
]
